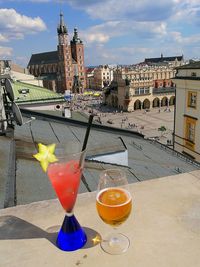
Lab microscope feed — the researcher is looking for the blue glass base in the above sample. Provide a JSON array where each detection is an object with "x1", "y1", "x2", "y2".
[{"x1": 56, "y1": 214, "x2": 87, "y2": 251}]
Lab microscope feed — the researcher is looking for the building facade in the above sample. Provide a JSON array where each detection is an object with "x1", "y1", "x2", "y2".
[
  {"x1": 86, "y1": 65, "x2": 113, "y2": 90},
  {"x1": 0, "y1": 60, "x2": 28, "y2": 75},
  {"x1": 28, "y1": 13, "x2": 86, "y2": 94},
  {"x1": 173, "y1": 61, "x2": 200, "y2": 162},
  {"x1": 0, "y1": 60, "x2": 11, "y2": 74},
  {"x1": 85, "y1": 67, "x2": 95, "y2": 89},
  {"x1": 104, "y1": 63, "x2": 177, "y2": 111},
  {"x1": 93, "y1": 65, "x2": 113, "y2": 90}
]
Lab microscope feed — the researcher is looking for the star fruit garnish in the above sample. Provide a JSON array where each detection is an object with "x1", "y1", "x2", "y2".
[{"x1": 33, "y1": 143, "x2": 58, "y2": 172}]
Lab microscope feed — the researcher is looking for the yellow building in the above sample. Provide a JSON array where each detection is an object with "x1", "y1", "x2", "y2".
[{"x1": 173, "y1": 61, "x2": 200, "y2": 162}]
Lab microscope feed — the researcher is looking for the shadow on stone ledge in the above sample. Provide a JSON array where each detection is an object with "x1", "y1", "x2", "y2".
[{"x1": 0, "y1": 215, "x2": 101, "y2": 249}]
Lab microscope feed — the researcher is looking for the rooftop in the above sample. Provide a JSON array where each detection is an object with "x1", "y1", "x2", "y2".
[
  {"x1": 1, "y1": 109, "x2": 199, "y2": 209},
  {"x1": 12, "y1": 80, "x2": 64, "y2": 105},
  {"x1": 28, "y1": 51, "x2": 59, "y2": 66},
  {"x1": 145, "y1": 55, "x2": 183, "y2": 64}
]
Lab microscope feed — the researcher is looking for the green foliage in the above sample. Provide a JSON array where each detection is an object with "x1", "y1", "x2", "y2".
[
  {"x1": 158, "y1": 126, "x2": 167, "y2": 132},
  {"x1": 158, "y1": 126, "x2": 167, "y2": 137}
]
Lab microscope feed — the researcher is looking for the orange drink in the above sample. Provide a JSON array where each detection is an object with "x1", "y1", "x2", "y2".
[{"x1": 96, "y1": 187, "x2": 132, "y2": 226}]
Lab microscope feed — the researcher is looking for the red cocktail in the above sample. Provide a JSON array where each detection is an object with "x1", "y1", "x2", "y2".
[
  {"x1": 48, "y1": 160, "x2": 81, "y2": 212},
  {"x1": 47, "y1": 143, "x2": 87, "y2": 251}
]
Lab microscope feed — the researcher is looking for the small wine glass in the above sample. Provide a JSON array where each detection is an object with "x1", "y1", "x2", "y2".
[{"x1": 96, "y1": 168, "x2": 132, "y2": 254}]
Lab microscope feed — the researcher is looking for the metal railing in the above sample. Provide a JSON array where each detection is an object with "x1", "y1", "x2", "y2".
[
  {"x1": 153, "y1": 87, "x2": 175, "y2": 94},
  {"x1": 149, "y1": 139, "x2": 200, "y2": 168}
]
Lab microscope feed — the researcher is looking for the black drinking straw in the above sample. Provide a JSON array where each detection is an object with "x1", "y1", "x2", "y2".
[
  {"x1": 80, "y1": 114, "x2": 94, "y2": 192},
  {"x1": 82, "y1": 114, "x2": 94, "y2": 152}
]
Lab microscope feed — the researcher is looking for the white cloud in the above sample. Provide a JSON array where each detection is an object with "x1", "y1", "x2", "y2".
[
  {"x1": 87, "y1": 33, "x2": 109, "y2": 44},
  {"x1": 0, "y1": 9, "x2": 46, "y2": 42},
  {"x1": 117, "y1": 47, "x2": 153, "y2": 55},
  {"x1": 0, "y1": 34, "x2": 8, "y2": 42},
  {"x1": 1, "y1": 0, "x2": 51, "y2": 2},
  {"x1": 76, "y1": 0, "x2": 200, "y2": 64},
  {"x1": 14, "y1": 56, "x2": 29, "y2": 66},
  {"x1": 85, "y1": 44, "x2": 155, "y2": 65},
  {"x1": 3, "y1": 0, "x2": 200, "y2": 25},
  {"x1": 169, "y1": 0, "x2": 200, "y2": 25},
  {"x1": 172, "y1": 6, "x2": 199, "y2": 21},
  {"x1": 0, "y1": 46, "x2": 13, "y2": 56},
  {"x1": 67, "y1": 0, "x2": 176, "y2": 21},
  {"x1": 81, "y1": 21, "x2": 119, "y2": 45},
  {"x1": 81, "y1": 20, "x2": 167, "y2": 47},
  {"x1": 3, "y1": 0, "x2": 200, "y2": 65},
  {"x1": 170, "y1": 31, "x2": 200, "y2": 45}
]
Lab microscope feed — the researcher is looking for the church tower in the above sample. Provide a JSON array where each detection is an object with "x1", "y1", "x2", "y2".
[
  {"x1": 57, "y1": 12, "x2": 73, "y2": 92},
  {"x1": 70, "y1": 28, "x2": 86, "y2": 92},
  {"x1": 28, "y1": 12, "x2": 86, "y2": 94}
]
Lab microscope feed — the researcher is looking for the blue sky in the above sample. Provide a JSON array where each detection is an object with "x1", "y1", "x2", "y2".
[{"x1": 0, "y1": 0, "x2": 200, "y2": 67}]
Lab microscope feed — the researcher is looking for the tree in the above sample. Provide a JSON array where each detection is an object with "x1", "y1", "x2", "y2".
[{"x1": 158, "y1": 125, "x2": 167, "y2": 137}]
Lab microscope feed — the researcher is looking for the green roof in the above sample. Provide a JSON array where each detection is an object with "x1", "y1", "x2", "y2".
[{"x1": 12, "y1": 81, "x2": 64, "y2": 105}]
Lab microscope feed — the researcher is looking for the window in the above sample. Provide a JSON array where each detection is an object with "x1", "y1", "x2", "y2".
[
  {"x1": 191, "y1": 72, "x2": 196, "y2": 77},
  {"x1": 135, "y1": 89, "x2": 139, "y2": 95},
  {"x1": 185, "y1": 116, "x2": 196, "y2": 150},
  {"x1": 18, "y1": 89, "x2": 29, "y2": 94},
  {"x1": 140, "y1": 88, "x2": 144, "y2": 94},
  {"x1": 188, "y1": 123, "x2": 195, "y2": 142},
  {"x1": 187, "y1": 91, "x2": 197, "y2": 108}
]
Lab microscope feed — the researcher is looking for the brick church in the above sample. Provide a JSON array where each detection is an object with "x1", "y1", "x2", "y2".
[{"x1": 28, "y1": 12, "x2": 86, "y2": 94}]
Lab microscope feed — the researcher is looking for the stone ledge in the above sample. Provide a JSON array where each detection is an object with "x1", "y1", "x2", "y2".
[{"x1": 1, "y1": 171, "x2": 200, "y2": 267}]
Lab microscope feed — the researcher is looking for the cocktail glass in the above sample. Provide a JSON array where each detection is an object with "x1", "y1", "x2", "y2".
[{"x1": 47, "y1": 142, "x2": 87, "y2": 251}]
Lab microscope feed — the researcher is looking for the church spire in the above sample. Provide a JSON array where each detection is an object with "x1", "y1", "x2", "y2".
[
  {"x1": 71, "y1": 28, "x2": 82, "y2": 44},
  {"x1": 57, "y1": 12, "x2": 67, "y2": 35}
]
